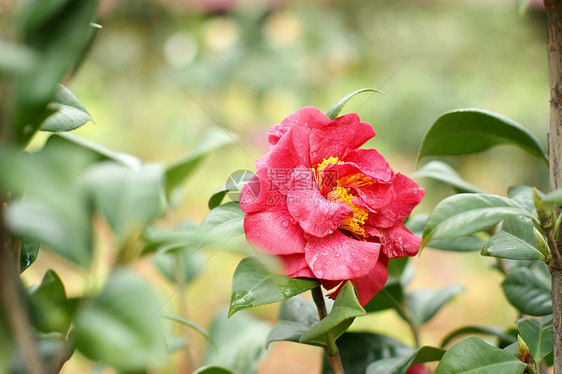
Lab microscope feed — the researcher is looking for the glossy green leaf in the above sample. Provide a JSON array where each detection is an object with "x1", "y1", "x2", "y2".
[
  {"x1": 366, "y1": 346, "x2": 445, "y2": 374},
  {"x1": 507, "y1": 185, "x2": 536, "y2": 213},
  {"x1": 44, "y1": 134, "x2": 142, "y2": 169},
  {"x1": 421, "y1": 193, "x2": 534, "y2": 247},
  {"x1": 165, "y1": 129, "x2": 234, "y2": 195},
  {"x1": 502, "y1": 263, "x2": 552, "y2": 316},
  {"x1": 482, "y1": 231, "x2": 544, "y2": 261},
  {"x1": 322, "y1": 332, "x2": 414, "y2": 374},
  {"x1": 435, "y1": 336, "x2": 526, "y2": 374},
  {"x1": 229, "y1": 257, "x2": 318, "y2": 317},
  {"x1": 208, "y1": 170, "x2": 255, "y2": 209},
  {"x1": 15, "y1": 0, "x2": 99, "y2": 146},
  {"x1": 204, "y1": 309, "x2": 270, "y2": 374},
  {"x1": 364, "y1": 280, "x2": 403, "y2": 313},
  {"x1": 164, "y1": 313, "x2": 216, "y2": 349},
  {"x1": 40, "y1": 84, "x2": 93, "y2": 132},
  {"x1": 201, "y1": 202, "x2": 245, "y2": 239},
  {"x1": 300, "y1": 282, "x2": 365, "y2": 347},
  {"x1": 83, "y1": 162, "x2": 166, "y2": 246},
  {"x1": 74, "y1": 269, "x2": 167, "y2": 371},
  {"x1": 405, "y1": 285, "x2": 464, "y2": 327},
  {"x1": 28, "y1": 270, "x2": 74, "y2": 334},
  {"x1": 517, "y1": 315, "x2": 553, "y2": 362},
  {"x1": 413, "y1": 160, "x2": 484, "y2": 193},
  {"x1": 266, "y1": 296, "x2": 320, "y2": 347},
  {"x1": 440, "y1": 325, "x2": 517, "y2": 348},
  {"x1": 19, "y1": 237, "x2": 39, "y2": 273},
  {"x1": 428, "y1": 236, "x2": 486, "y2": 252},
  {"x1": 193, "y1": 366, "x2": 234, "y2": 374},
  {"x1": 417, "y1": 109, "x2": 547, "y2": 166},
  {"x1": 325, "y1": 88, "x2": 386, "y2": 120}
]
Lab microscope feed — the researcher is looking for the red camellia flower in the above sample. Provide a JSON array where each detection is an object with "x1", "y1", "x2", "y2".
[{"x1": 240, "y1": 107, "x2": 425, "y2": 306}]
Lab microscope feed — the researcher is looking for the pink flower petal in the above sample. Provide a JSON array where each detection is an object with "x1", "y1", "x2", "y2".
[
  {"x1": 266, "y1": 126, "x2": 312, "y2": 188},
  {"x1": 369, "y1": 173, "x2": 425, "y2": 227},
  {"x1": 379, "y1": 223, "x2": 421, "y2": 258},
  {"x1": 244, "y1": 205, "x2": 305, "y2": 255},
  {"x1": 280, "y1": 106, "x2": 333, "y2": 129},
  {"x1": 305, "y1": 230, "x2": 381, "y2": 280},
  {"x1": 326, "y1": 255, "x2": 389, "y2": 306},
  {"x1": 278, "y1": 254, "x2": 315, "y2": 278},
  {"x1": 407, "y1": 364, "x2": 429, "y2": 374},
  {"x1": 309, "y1": 113, "x2": 375, "y2": 166},
  {"x1": 322, "y1": 162, "x2": 393, "y2": 210},
  {"x1": 287, "y1": 169, "x2": 351, "y2": 237},
  {"x1": 342, "y1": 148, "x2": 392, "y2": 181},
  {"x1": 240, "y1": 168, "x2": 284, "y2": 214}
]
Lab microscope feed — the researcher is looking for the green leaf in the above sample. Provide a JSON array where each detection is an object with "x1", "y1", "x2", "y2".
[
  {"x1": 164, "y1": 313, "x2": 216, "y2": 349},
  {"x1": 428, "y1": 236, "x2": 486, "y2": 252},
  {"x1": 83, "y1": 162, "x2": 166, "y2": 246},
  {"x1": 228, "y1": 257, "x2": 318, "y2": 317},
  {"x1": 152, "y1": 248, "x2": 205, "y2": 284},
  {"x1": 204, "y1": 309, "x2": 270, "y2": 374},
  {"x1": 201, "y1": 202, "x2": 245, "y2": 239},
  {"x1": 0, "y1": 38, "x2": 39, "y2": 75},
  {"x1": 507, "y1": 185, "x2": 536, "y2": 213},
  {"x1": 417, "y1": 109, "x2": 547, "y2": 166},
  {"x1": 366, "y1": 346, "x2": 445, "y2": 374},
  {"x1": 300, "y1": 282, "x2": 365, "y2": 347},
  {"x1": 322, "y1": 332, "x2": 414, "y2": 374},
  {"x1": 44, "y1": 134, "x2": 142, "y2": 169},
  {"x1": 19, "y1": 237, "x2": 39, "y2": 273},
  {"x1": 325, "y1": 88, "x2": 387, "y2": 120},
  {"x1": 193, "y1": 366, "x2": 235, "y2": 374},
  {"x1": 502, "y1": 263, "x2": 552, "y2": 316},
  {"x1": 208, "y1": 170, "x2": 255, "y2": 210},
  {"x1": 364, "y1": 280, "x2": 403, "y2": 313},
  {"x1": 266, "y1": 296, "x2": 320, "y2": 347},
  {"x1": 15, "y1": 0, "x2": 99, "y2": 146},
  {"x1": 516, "y1": 315, "x2": 553, "y2": 362},
  {"x1": 165, "y1": 129, "x2": 234, "y2": 195},
  {"x1": 482, "y1": 231, "x2": 544, "y2": 261},
  {"x1": 74, "y1": 269, "x2": 167, "y2": 371},
  {"x1": 40, "y1": 84, "x2": 93, "y2": 132},
  {"x1": 1, "y1": 145, "x2": 93, "y2": 268},
  {"x1": 440, "y1": 325, "x2": 517, "y2": 348},
  {"x1": 405, "y1": 285, "x2": 464, "y2": 327},
  {"x1": 435, "y1": 336, "x2": 526, "y2": 374},
  {"x1": 28, "y1": 270, "x2": 74, "y2": 334},
  {"x1": 542, "y1": 187, "x2": 562, "y2": 205},
  {"x1": 421, "y1": 193, "x2": 534, "y2": 247},
  {"x1": 142, "y1": 222, "x2": 213, "y2": 255},
  {"x1": 413, "y1": 160, "x2": 484, "y2": 193}
]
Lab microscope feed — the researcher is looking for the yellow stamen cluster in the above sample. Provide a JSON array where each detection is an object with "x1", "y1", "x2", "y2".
[
  {"x1": 314, "y1": 157, "x2": 343, "y2": 188},
  {"x1": 338, "y1": 173, "x2": 372, "y2": 188},
  {"x1": 327, "y1": 186, "x2": 369, "y2": 238}
]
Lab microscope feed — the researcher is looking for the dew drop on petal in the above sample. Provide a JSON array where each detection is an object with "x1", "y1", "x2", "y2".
[{"x1": 281, "y1": 220, "x2": 289, "y2": 228}]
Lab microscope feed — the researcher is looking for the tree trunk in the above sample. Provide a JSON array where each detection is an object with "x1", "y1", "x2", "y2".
[{"x1": 545, "y1": 0, "x2": 562, "y2": 372}]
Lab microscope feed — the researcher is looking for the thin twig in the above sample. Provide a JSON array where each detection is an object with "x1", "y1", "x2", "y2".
[{"x1": 311, "y1": 286, "x2": 345, "y2": 374}]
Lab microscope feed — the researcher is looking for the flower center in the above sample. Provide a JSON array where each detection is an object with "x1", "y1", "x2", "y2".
[
  {"x1": 315, "y1": 158, "x2": 372, "y2": 239},
  {"x1": 327, "y1": 186, "x2": 369, "y2": 238}
]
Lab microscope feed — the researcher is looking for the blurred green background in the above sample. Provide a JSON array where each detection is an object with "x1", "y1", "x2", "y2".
[{"x1": 23, "y1": 0, "x2": 552, "y2": 372}]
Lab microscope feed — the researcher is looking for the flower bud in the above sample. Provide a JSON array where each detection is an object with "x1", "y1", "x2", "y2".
[
  {"x1": 517, "y1": 335, "x2": 532, "y2": 363},
  {"x1": 533, "y1": 227, "x2": 551, "y2": 258},
  {"x1": 533, "y1": 187, "x2": 552, "y2": 228}
]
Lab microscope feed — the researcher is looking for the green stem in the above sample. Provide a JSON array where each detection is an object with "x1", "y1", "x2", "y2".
[{"x1": 311, "y1": 286, "x2": 345, "y2": 374}]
